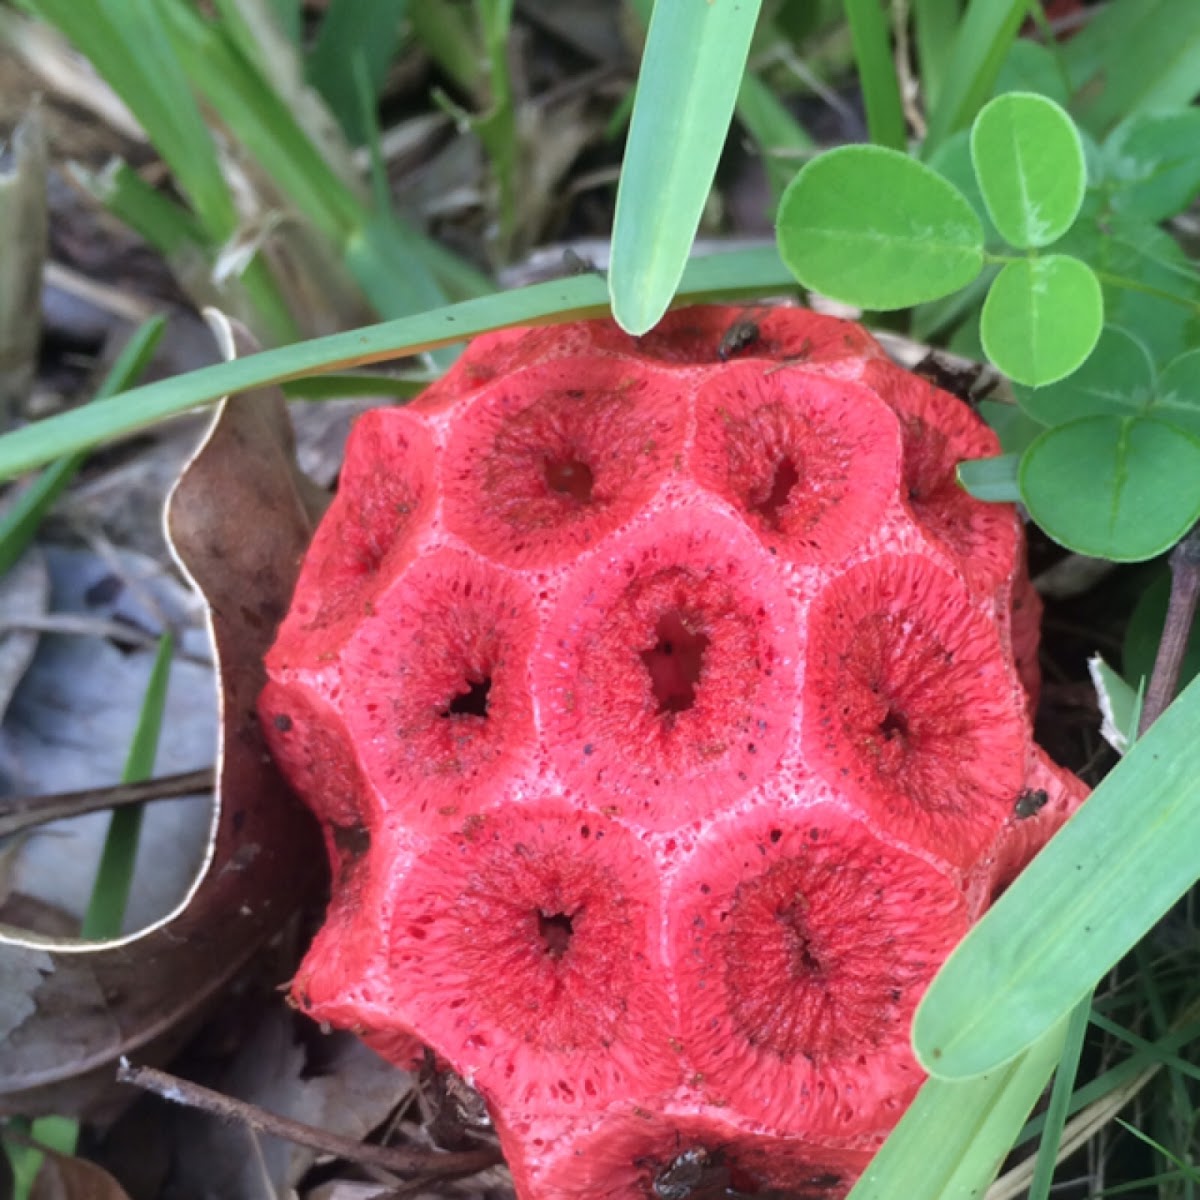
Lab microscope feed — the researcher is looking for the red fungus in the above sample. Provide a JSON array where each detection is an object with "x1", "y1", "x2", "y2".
[
  {"x1": 268, "y1": 408, "x2": 436, "y2": 668},
  {"x1": 862, "y1": 360, "x2": 1018, "y2": 593},
  {"x1": 802, "y1": 554, "x2": 1029, "y2": 869},
  {"x1": 538, "y1": 511, "x2": 799, "y2": 830},
  {"x1": 688, "y1": 365, "x2": 901, "y2": 563},
  {"x1": 508, "y1": 1108, "x2": 874, "y2": 1200},
  {"x1": 668, "y1": 806, "x2": 968, "y2": 1137},
  {"x1": 383, "y1": 804, "x2": 678, "y2": 1113},
  {"x1": 261, "y1": 305, "x2": 1085, "y2": 1199},
  {"x1": 336, "y1": 549, "x2": 539, "y2": 831},
  {"x1": 442, "y1": 357, "x2": 688, "y2": 568}
]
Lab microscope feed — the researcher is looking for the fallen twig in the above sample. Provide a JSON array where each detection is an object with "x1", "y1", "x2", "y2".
[
  {"x1": 0, "y1": 768, "x2": 214, "y2": 836},
  {"x1": 116, "y1": 1061, "x2": 501, "y2": 1180}
]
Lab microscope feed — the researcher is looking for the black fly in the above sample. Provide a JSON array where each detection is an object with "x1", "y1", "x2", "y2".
[
  {"x1": 1014, "y1": 788, "x2": 1049, "y2": 819},
  {"x1": 912, "y1": 351, "x2": 998, "y2": 410},
  {"x1": 647, "y1": 1145, "x2": 842, "y2": 1199},
  {"x1": 718, "y1": 313, "x2": 762, "y2": 361},
  {"x1": 562, "y1": 247, "x2": 605, "y2": 278},
  {"x1": 653, "y1": 1147, "x2": 722, "y2": 1199}
]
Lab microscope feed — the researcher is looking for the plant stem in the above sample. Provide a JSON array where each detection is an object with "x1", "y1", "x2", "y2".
[{"x1": 1139, "y1": 524, "x2": 1200, "y2": 734}]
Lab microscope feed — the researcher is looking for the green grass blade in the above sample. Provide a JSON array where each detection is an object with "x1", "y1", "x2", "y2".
[
  {"x1": 1087, "y1": 1012, "x2": 1200, "y2": 1087},
  {"x1": 80, "y1": 633, "x2": 174, "y2": 941},
  {"x1": 348, "y1": 52, "x2": 482, "y2": 321},
  {"x1": 844, "y1": 0, "x2": 907, "y2": 151},
  {"x1": 609, "y1": 0, "x2": 765, "y2": 334},
  {"x1": 848, "y1": 1021, "x2": 1066, "y2": 1200},
  {"x1": 473, "y1": 0, "x2": 518, "y2": 255},
  {"x1": 913, "y1": 0, "x2": 960, "y2": 111},
  {"x1": 0, "y1": 318, "x2": 166, "y2": 578},
  {"x1": 162, "y1": 1, "x2": 455, "y2": 317},
  {"x1": 1027, "y1": 998, "x2": 1091, "y2": 1200},
  {"x1": 1062, "y1": 0, "x2": 1200, "y2": 137},
  {"x1": 74, "y1": 161, "x2": 300, "y2": 345},
  {"x1": 1115, "y1": 1122, "x2": 1200, "y2": 1183},
  {"x1": 957, "y1": 453, "x2": 1021, "y2": 501},
  {"x1": 272, "y1": 0, "x2": 300, "y2": 40},
  {"x1": 5, "y1": 1114, "x2": 81, "y2": 1196},
  {"x1": 308, "y1": 0, "x2": 407, "y2": 143},
  {"x1": 1015, "y1": 1017, "x2": 1200, "y2": 1147},
  {"x1": 282, "y1": 372, "x2": 433, "y2": 400},
  {"x1": 161, "y1": 1, "x2": 362, "y2": 242},
  {"x1": 407, "y1": 233, "x2": 494, "y2": 302},
  {"x1": 75, "y1": 161, "x2": 208, "y2": 259},
  {"x1": 0, "y1": 248, "x2": 794, "y2": 481},
  {"x1": 736, "y1": 72, "x2": 815, "y2": 203},
  {"x1": 343, "y1": 211, "x2": 451, "y2": 320},
  {"x1": 914, "y1": 670, "x2": 1200, "y2": 1080},
  {"x1": 22, "y1": 0, "x2": 237, "y2": 239},
  {"x1": 923, "y1": 0, "x2": 1029, "y2": 153},
  {"x1": 410, "y1": 0, "x2": 482, "y2": 96}
]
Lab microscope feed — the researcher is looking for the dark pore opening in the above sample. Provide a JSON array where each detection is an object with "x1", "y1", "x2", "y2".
[
  {"x1": 442, "y1": 676, "x2": 492, "y2": 719},
  {"x1": 640, "y1": 611, "x2": 710, "y2": 716},
  {"x1": 537, "y1": 910, "x2": 575, "y2": 958},
  {"x1": 752, "y1": 455, "x2": 800, "y2": 529},
  {"x1": 778, "y1": 901, "x2": 823, "y2": 978},
  {"x1": 544, "y1": 455, "x2": 595, "y2": 503},
  {"x1": 331, "y1": 823, "x2": 371, "y2": 860},
  {"x1": 878, "y1": 706, "x2": 909, "y2": 742}
]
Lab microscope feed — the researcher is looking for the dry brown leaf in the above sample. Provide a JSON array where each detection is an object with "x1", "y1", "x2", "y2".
[
  {"x1": 27, "y1": 1145, "x2": 134, "y2": 1200},
  {"x1": 0, "y1": 314, "x2": 325, "y2": 1116}
]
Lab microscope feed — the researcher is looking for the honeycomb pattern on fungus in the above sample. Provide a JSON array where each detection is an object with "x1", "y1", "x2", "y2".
[{"x1": 262, "y1": 306, "x2": 1087, "y2": 1198}]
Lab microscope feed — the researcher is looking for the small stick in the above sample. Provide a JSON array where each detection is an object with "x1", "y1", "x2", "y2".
[
  {"x1": 377, "y1": 1164, "x2": 502, "y2": 1199},
  {"x1": 0, "y1": 768, "x2": 216, "y2": 838},
  {"x1": 116, "y1": 1062, "x2": 501, "y2": 1179},
  {"x1": 1139, "y1": 524, "x2": 1200, "y2": 735}
]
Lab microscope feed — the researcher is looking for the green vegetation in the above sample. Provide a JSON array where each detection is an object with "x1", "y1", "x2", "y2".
[{"x1": 2, "y1": 1, "x2": 1199, "y2": 1196}]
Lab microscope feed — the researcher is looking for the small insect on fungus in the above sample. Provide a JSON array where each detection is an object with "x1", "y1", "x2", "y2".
[
  {"x1": 648, "y1": 1145, "x2": 837, "y2": 1200},
  {"x1": 912, "y1": 350, "x2": 998, "y2": 409},
  {"x1": 651, "y1": 1146, "x2": 723, "y2": 1200},
  {"x1": 1014, "y1": 788, "x2": 1049, "y2": 819},
  {"x1": 717, "y1": 312, "x2": 762, "y2": 361}
]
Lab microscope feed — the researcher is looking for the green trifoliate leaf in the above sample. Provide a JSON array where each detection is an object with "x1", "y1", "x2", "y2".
[
  {"x1": 777, "y1": 145, "x2": 985, "y2": 310},
  {"x1": 1014, "y1": 325, "x2": 1154, "y2": 425},
  {"x1": 980, "y1": 255, "x2": 1102, "y2": 386},
  {"x1": 971, "y1": 92, "x2": 1086, "y2": 248},
  {"x1": 1020, "y1": 415, "x2": 1200, "y2": 560}
]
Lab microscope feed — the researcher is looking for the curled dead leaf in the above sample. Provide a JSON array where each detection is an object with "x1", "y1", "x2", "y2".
[
  {"x1": 19, "y1": 1141, "x2": 133, "y2": 1200},
  {"x1": 0, "y1": 314, "x2": 325, "y2": 1115}
]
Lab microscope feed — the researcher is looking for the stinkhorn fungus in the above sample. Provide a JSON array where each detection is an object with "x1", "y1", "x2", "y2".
[{"x1": 261, "y1": 306, "x2": 1085, "y2": 1199}]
